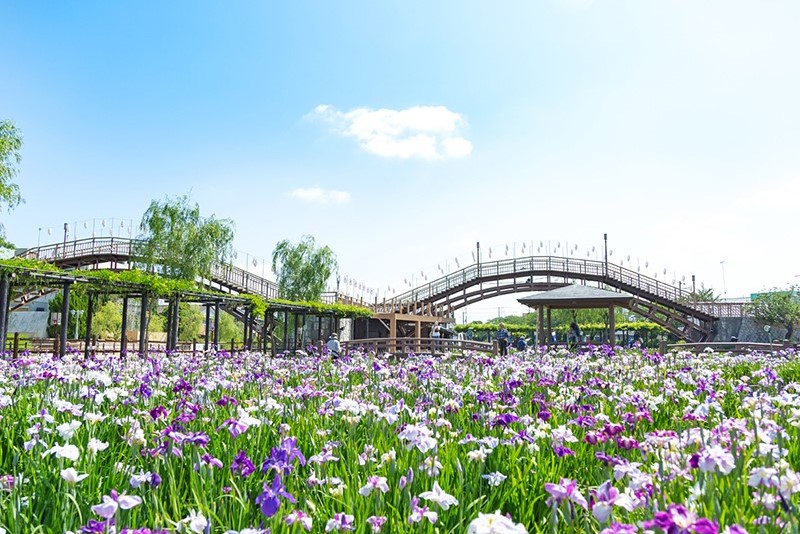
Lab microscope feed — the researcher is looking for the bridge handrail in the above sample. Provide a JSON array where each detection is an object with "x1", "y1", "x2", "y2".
[
  {"x1": 391, "y1": 255, "x2": 723, "y2": 315},
  {"x1": 18, "y1": 237, "x2": 282, "y2": 300}
]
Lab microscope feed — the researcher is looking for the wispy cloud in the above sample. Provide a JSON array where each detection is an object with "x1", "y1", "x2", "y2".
[
  {"x1": 288, "y1": 187, "x2": 351, "y2": 204},
  {"x1": 309, "y1": 105, "x2": 472, "y2": 160}
]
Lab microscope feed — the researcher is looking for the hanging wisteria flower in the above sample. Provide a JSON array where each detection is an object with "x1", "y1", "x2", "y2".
[
  {"x1": 60, "y1": 467, "x2": 89, "y2": 485},
  {"x1": 419, "y1": 481, "x2": 459, "y2": 510},
  {"x1": 325, "y1": 512, "x2": 355, "y2": 532},
  {"x1": 466, "y1": 510, "x2": 528, "y2": 534},
  {"x1": 255, "y1": 474, "x2": 296, "y2": 518},
  {"x1": 359, "y1": 475, "x2": 390, "y2": 496},
  {"x1": 482, "y1": 472, "x2": 508, "y2": 487},
  {"x1": 284, "y1": 510, "x2": 313, "y2": 531},
  {"x1": 91, "y1": 490, "x2": 143, "y2": 519}
]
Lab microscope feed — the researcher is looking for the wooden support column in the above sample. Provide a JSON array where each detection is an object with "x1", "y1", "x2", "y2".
[
  {"x1": 0, "y1": 274, "x2": 8, "y2": 353},
  {"x1": 213, "y1": 300, "x2": 220, "y2": 349},
  {"x1": 537, "y1": 306, "x2": 545, "y2": 347},
  {"x1": 204, "y1": 304, "x2": 211, "y2": 351},
  {"x1": 165, "y1": 298, "x2": 173, "y2": 351},
  {"x1": 389, "y1": 314, "x2": 397, "y2": 353},
  {"x1": 608, "y1": 304, "x2": 615, "y2": 345},
  {"x1": 546, "y1": 307, "x2": 552, "y2": 346},
  {"x1": 283, "y1": 312, "x2": 289, "y2": 351},
  {"x1": 120, "y1": 296, "x2": 128, "y2": 356},
  {"x1": 171, "y1": 294, "x2": 180, "y2": 351},
  {"x1": 139, "y1": 292, "x2": 148, "y2": 356},
  {"x1": 59, "y1": 281, "x2": 71, "y2": 358},
  {"x1": 84, "y1": 292, "x2": 94, "y2": 359},
  {"x1": 415, "y1": 319, "x2": 421, "y2": 354},
  {"x1": 262, "y1": 310, "x2": 268, "y2": 353},
  {"x1": 242, "y1": 308, "x2": 249, "y2": 349}
]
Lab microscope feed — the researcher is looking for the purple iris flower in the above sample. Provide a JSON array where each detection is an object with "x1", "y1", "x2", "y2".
[
  {"x1": 262, "y1": 437, "x2": 306, "y2": 475},
  {"x1": 231, "y1": 450, "x2": 256, "y2": 478},
  {"x1": 255, "y1": 474, "x2": 296, "y2": 518}
]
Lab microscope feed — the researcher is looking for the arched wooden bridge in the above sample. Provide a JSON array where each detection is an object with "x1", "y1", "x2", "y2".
[{"x1": 17, "y1": 237, "x2": 746, "y2": 342}]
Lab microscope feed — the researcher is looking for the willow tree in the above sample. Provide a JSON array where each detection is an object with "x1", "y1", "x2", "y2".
[
  {"x1": 0, "y1": 120, "x2": 23, "y2": 248},
  {"x1": 135, "y1": 194, "x2": 234, "y2": 281},
  {"x1": 272, "y1": 235, "x2": 337, "y2": 302}
]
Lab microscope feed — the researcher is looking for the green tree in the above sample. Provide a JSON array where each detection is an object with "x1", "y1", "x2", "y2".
[
  {"x1": 135, "y1": 194, "x2": 234, "y2": 281},
  {"x1": 746, "y1": 287, "x2": 800, "y2": 340},
  {"x1": 680, "y1": 285, "x2": 720, "y2": 303},
  {"x1": 272, "y1": 235, "x2": 337, "y2": 302},
  {"x1": 217, "y1": 311, "x2": 240, "y2": 344},
  {"x1": 0, "y1": 120, "x2": 24, "y2": 248},
  {"x1": 177, "y1": 303, "x2": 204, "y2": 342},
  {"x1": 48, "y1": 289, "x2": 89, "y2": 339},
  {"x1": 92, "y1": 300, "x2": 122, "y2": 339}
]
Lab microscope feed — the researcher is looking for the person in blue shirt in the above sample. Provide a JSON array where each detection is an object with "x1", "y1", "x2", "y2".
[
  {"x1": 496, "y1": 323, "x2": 510, "y2": 356},
  {"x1": 516, "y1": 337, "x2": 527, "y2": 352}
]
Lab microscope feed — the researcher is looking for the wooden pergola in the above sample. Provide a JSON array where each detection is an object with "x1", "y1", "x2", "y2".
[{"x1": 517, "y1": 284, "x2": 633, "y2": 345}]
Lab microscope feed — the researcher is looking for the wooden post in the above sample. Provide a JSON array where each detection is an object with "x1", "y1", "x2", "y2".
[
  {"x1": 214, "y1": 300, "x2": 220, "y2": 349},
  {"x1": 231, "y1": 338, "x2": 235, "y2": 352},
  {"x1": 546, "y1": 307, "x2": 552, "y2": 346},
  {"x1": 608, "y1": 304, "x2": 615, "y2": 345},
  {"x1": 193, "y1": 338, "x2": 197, "y2": 355},
  {"x1": 204, "y1": 303, "x2": 211, "y2": 351},
  {"x1": 0, "y1": 273, "x2": 8, "y2": 353},
  {"x1": 493, "y1": 339, "x2": 498, "y2": 356},
  {"x1": 120, "y1": 295, "x2": 128, "y2": 356},
  {"x1": 13, "y1": 332, "x2": 19, "y2": 358},
  {"x1": 59, "y1": 281, "x2": 71, "y2": 358},
  {"x1": 84, "y1": 292, "x2": 94, "y2": 359},
  {"x1": 139, "y1": 292, "x2": 148, "y2": 356},
  {"x1": 389, "y1": 314, "x2": 397, "y2": 354},
  {"x1": 537, "y1": 306, "x2": 545, "y2": 348},
  {"x1": 415, "y1": 320, "x2": 421, "y2": 354}
]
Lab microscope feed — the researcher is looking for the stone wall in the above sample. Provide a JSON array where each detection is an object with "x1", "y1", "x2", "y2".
[{"x1": 712, "y1": 317, "x2": 797, "y2": 343}]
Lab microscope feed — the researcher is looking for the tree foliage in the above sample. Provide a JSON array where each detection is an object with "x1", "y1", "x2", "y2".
[
  {"x1": 680, "y1": 285, "x2": 720, "y2": 303},
  {"x1": 0, "y1": 119, "x2": 24, "y2": 248},
  {"x1": 746, "y1": 287, "x2": 800, "y2": 340},
  {"x1": 271, "y1": 235, "x2": 338, "y2": 302},
  {"x1": 92, "y1": 300, "x2": 123, "y2": 340},
  {"x1": 134, "y1": 194, "x2": 234, "y2": 281}
]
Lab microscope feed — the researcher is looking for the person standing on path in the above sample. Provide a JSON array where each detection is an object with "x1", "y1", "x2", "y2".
[{"x1": 497, "y1": 323, "x2": 510, "y2": 356}]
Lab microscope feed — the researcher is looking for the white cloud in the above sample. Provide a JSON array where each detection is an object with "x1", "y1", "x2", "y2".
[
  {"x1": 289, "y1": 187, "x2": 351, "y2": 204},
  {"x1": 310, "y1": 105, "x2": 473, "y2": 160}
]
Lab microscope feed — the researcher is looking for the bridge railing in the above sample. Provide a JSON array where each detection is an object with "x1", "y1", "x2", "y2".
[
  {"x1": 18, "y1": 237, "x2": 283, "y2": 300},
  {"x1": 20, "y1": 237, "x2": 135, "y2": 263},
  {"x1": 393, "y1": 255, "x2": 706, "y2": 312}
]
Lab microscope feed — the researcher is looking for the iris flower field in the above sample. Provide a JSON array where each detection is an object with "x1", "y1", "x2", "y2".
[{"x1": 1, "y1": 344, "x2": 799, "y2": 533}]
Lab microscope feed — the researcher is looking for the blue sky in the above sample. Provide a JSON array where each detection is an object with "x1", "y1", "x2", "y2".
[{"x1": 2, "y1": 1, "x2": 799, "y2": 319}]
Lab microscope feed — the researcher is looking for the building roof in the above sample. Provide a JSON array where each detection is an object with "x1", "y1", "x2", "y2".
[{"x1": 517, "y1": 284, "x2": 633, "y2": 309}]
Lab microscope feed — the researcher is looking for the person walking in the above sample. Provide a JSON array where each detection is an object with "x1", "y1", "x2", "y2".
[
  {"x1": 326, "y1": 333, "x2": 341, "y2": 359},
  {"x1": 568, "y1": 322, "x2": 581, "y2": 349},
  {"x1": 430, "y1": 322, "x2": 441, "y2": 353},
  {"x1": 497, "y1": 323, "x2": 510, "y2": 356}
]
